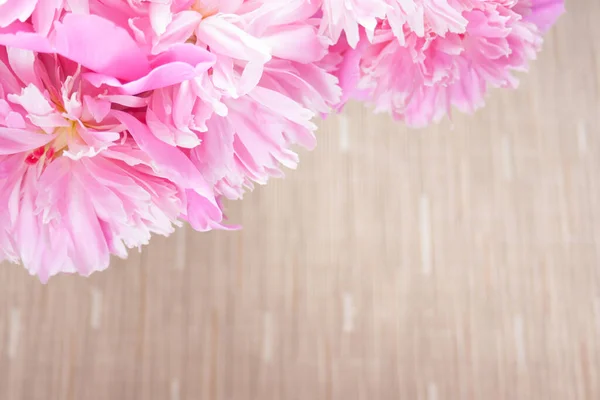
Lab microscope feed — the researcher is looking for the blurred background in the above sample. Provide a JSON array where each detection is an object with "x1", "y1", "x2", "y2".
[{"x1": 1, "y1": 3, "x2": 599, "y2": 400}]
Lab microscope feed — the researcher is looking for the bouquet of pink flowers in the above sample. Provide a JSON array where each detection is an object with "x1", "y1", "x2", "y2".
[{"x1": 0, "y1": 0, "x2": 564, "y2": 281}]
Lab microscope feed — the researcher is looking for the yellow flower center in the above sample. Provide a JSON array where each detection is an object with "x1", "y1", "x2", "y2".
[
  {"x1": 191, "y1": 1, "x2": 218, "y2": 18},
  {"x1": 52, "y1": 121, "x2": 79, "y2": 154}
]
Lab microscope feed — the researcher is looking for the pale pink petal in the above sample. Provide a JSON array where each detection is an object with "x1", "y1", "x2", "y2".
[
  {"x1": 82, "y1": 95, "x2": 111, "y2": 123},
  {"x1": 262, "y1": 24, "x2": 327, "y2": 64},
  {"x1": 31, "y1": 0, "x2": 62, "y2": 36},
  {"x1": 6, "y1": 47, "x2": 39, "y2": 86},
  {"x1": 152, "y1": 10, "x2": 202, "y2": 54},
  {"x1": 7, "y1": 84, "x2": 53, "y2": 116},
  {"x1": 149, "y1": 1, "x2": 173, "y2": 36},
  {"x1": 0, "y1": 127, "x2": 55, "y2": 155},
  {"x1": 195, "y1": 15, "x2": 271, "y2": 63},
  {"x1": 0, "y1": 0, "x2": 37, "y2": 28},
  {"x1": 183, "y1": 189, "x2": 225, "y2": 232},
  {"x1": 64, "y1": 170, "x2": 110, "y2": 276}
]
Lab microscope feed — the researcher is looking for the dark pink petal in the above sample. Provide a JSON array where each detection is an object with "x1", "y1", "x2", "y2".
[
  {"x1": 0, "y1": 22, "x2": 52, "y2": 52},
  {"x1": 83, "y1": 61, "x2": 213, "y2": 95},
  {"x1": 150, "y1": 43, "x2": 216, "y2": 71},
  {"x1": 53, "y1": 13, "x2": 151, "y2": 81}
]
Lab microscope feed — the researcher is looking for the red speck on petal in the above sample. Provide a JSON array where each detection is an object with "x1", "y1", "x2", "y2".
[
  {"x1": 46, "y1": 147, "x2": 55, "y2": 160},
  {"x1": 25, "y1": 154, "x2": 40, "y2": 165},
  {"x1": 32, "y1": 147, "x2": 45, "y2": 157}
]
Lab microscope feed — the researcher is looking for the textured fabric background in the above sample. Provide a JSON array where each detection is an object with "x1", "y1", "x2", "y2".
[{"x1": 1, "y1": 3, "x2": 599, "y2": 399}]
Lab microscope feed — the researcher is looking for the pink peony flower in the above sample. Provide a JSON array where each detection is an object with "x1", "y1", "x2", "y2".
[
  {"x1": 0, "y1": 13, "x2": 223, "y2": 280},
  {"x1": 0, "y1": 1, "x2": 341, "y2": 280},
  {"x1": 326, "y1": 0, "x2": 565, "y2": 126}
]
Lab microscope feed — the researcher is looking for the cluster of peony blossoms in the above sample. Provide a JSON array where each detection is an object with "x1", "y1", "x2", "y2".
[{"x1": 0, "y1": 0, "x2": 564, "y2": 281}]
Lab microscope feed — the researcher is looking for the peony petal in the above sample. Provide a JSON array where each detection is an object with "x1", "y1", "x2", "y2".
[
  {"x1": 7, "y1": 84, "x2": 53, "y2": 116},
  {"x1": 527, "y1": 0, "x2": 565, "y2": 32},
  {"x1": 149, "y1": 1, "x2": 172, "y2": 36},
  {"x1": 53, "y1": 13, "x2": 151, "y2": 81},
  {"x1": 65, "y1": 171, "x2": 110, "y2": 276},
  {"x1": 0, "y1": 22, "x2": 53, "y2": 52},
  {"x1": 0, "y1": 127, "x2": 55, "y2": 155},
  {"x1": 0, "y1": 0, "x2": 37, "y2": 28},
  {"x1": 262, "y1": 24, "x2": 327, "y2": 64},
  {"x1": 152, "y1": 10, "x2": 202, "y2": 54},
  {"x1": 150, "y1": 43, "x2": 216, "y2": 71},
  {"x1": 83, "y1": 60, "x2": 213, "y2": 95},
  {"x1": 31, "y1": 0, "x2": 62, "y2": 36},
  {"x1": 113, "y1": 110, "x2": 213, "y2": 198},
  {"x1": 196, "y1": 15, "x2": 271, "y2": 63},
  {"x1": 183, "y1": 189, "x2": 226, "y2": 232},
  {"x1": 6, "y1": 47, "x2": 39, "y2": 86}
]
